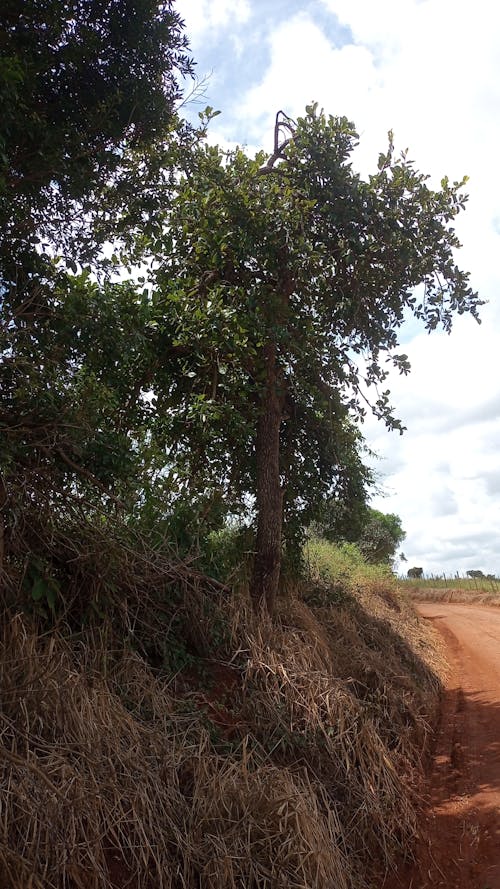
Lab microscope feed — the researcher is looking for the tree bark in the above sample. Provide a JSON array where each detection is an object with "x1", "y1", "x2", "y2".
[
  {"x1": 0, "y1": 517, "x2": 4, "y2": 586},
  {"x1": 250, "y1": 341, "x2": 284, "y2": 616},
  {"x1": 0, "y1": 473, "x2": 6, "y2": 585}
]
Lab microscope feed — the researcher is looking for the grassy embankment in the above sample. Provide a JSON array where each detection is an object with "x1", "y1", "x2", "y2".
[{"x1": 0, "y1": 532, "x2": 443, "y2": 889}]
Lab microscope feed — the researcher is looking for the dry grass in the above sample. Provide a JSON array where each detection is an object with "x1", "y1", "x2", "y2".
[
  {"x1": 0, "y1": 539, "x2": 443, "y2": 889},
  {"x1": 2, "y1": 503, "x2": 233, "y2": 679},
  {"x1": 400, "y1": 573, "x2": 500, "y2": 599},
  {"x1": 239, "y1": 593, "x2": 441, "y2": 873},
  {"x1": 0, "y1": 612, "x2": 353, "y2": 889},
  {"x1": 403, "y1": 585, "x2": 500, "y2": 606}
]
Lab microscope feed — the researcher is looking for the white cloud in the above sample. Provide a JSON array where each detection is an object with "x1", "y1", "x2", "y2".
[
  {"x1": 237, "y1": 14, "x2": 379, "y2": 153},
  {"x1": 365, "y1": 323, "x2": 500, "y2": 575},
  {"x1": 316, "y1": 0, "x2": 500, "y2": 257},
  {"x1": 431, "y1": 485, "x2": 458, "y2": 518},
  {"x1": 176, "y1": 0, "x2": 251, "y2": 43}
]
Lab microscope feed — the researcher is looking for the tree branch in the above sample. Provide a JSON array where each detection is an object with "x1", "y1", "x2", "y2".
[{"x1": 258, "y1": 110, "x2": 296, "y2": 176}]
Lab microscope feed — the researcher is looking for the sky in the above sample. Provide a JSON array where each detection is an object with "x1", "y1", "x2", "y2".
[{"x1": 176, "y1": 0, "x2": 500, "y2": 577}]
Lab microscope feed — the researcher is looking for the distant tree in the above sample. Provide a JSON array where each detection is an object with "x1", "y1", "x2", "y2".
[
  {"x1": 358, "y1": 510, "x2": 406, "y2": 565},
  {"x1": 466, "y1": 570, "x2": 484, "y2": 578},
  {"x1": 148, "y1": 105, "x2": 481, "y2": 614}
]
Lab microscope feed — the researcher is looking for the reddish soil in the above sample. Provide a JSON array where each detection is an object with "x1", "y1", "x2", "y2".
[{"x1": 384, "y1": 603, "x2": 500, "y2": 889}]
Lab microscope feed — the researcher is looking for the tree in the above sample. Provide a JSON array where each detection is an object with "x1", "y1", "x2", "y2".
[
  {"x1": 358, "y1": 510, "x2": 406, "y2": 565},
  {"x1": 0, "y1": 0, "x2": 192, "y2": 263},
  {"x1": 148, "y1": 105, "x2": 481, "y2": 615},
  {"x1": 308, "y1": 497, "x2": 406, "y2": 567},
  {"x1": 0, "y1": 1, "x2": 192, "y2": 580},
  {"x1": 307, "y1": 465, "x2": 373, "y2": 545},
  {"x1": 1, "y1": 271, "x2": 157, "y2": 493}
]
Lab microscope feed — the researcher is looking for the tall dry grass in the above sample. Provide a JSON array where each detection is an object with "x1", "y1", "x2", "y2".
[
  {"x1": 0, "y1": 538, "x2": 443, "y2": 888},
  {"x1": 0, "y1": 612, "x2": 353, "y2": 889}
]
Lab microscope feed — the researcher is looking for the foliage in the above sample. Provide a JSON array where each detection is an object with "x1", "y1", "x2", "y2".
[
  {"x1": 0, "y1": 3, "x2": 481, "y2": 620},
  {"x1": 309, "y1": 503, "x2": 406, "y2": 569},
  {"x1": 0, "y1": 270, "x2": 157, "y2": 517},
  {"x1": 358, "y1": 509, "x2": 406, "y2": 565},
  {"x1": 0, "y1": 14, "x2": 479, "y2": 877},
  {"x1": 200, "y1": 525, "x2": 255, "y2": 587},
  {"x1": 305, "y1": 537, "x2": 395, "y2": 600},
  {"x1": 0, "y1": 1, "x2": 194, "y2": 586},
  {"x1": 145, "y1": 106, "x2": 479, "y2": 609},
  {"x1": 0, "y1": 0, "x2": 192, "y2": 265},
  {"x1": 309, "y1": 484, "x2": 370, "y2": 547}
]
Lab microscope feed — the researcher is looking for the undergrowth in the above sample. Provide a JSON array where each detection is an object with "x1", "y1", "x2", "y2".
[
  {"x1": 0, "y1": 534, "x2": 443, "y2": 889},
  {"x1": 303, "y1": 537, "x2": 396, "y2": 605}
]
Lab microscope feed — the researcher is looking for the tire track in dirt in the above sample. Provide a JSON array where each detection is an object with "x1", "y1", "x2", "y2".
[{"x1": 384, "y1": 603, "x2": 500, "y2": 889}]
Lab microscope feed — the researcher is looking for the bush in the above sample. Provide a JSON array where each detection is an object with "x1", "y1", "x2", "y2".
[
  {"x1": 304, "y1": 538, "x2": 395, "y2": 596},
  {"x1": 201, "y1": 525, "x2": 255, "y2": 588}
]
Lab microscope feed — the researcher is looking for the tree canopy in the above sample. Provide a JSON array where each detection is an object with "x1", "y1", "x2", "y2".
[
  {"x1": 0, "y1": 1, "x2": 193, "y2": 592},
  {"x1": 0, "y1": 0, "x2": 192, "y2": 251},
  {"x1": 358, "y1": 510, "x2": 406, "y2": 565},
  {"x1": 144, "y1": 106, "x2": 480, "y2": 612}
]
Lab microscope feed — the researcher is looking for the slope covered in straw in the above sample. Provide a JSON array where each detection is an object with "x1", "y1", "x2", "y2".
[{"x1": 0, "y1": 539, "x2": 442, "y2": 889}]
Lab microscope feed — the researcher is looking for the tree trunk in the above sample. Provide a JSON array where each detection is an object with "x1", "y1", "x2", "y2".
[
  {"x1": 250, "y1": 341, "x2": 284, "y2": 616},
  {"x1": 0, "y1": 474, "x2": 5, "y2": 586},
  {"x1": 0, "y1": 516, "x2": 4, "y2": 584}
]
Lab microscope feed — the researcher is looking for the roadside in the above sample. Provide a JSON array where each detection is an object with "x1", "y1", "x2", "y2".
[{"x1": 384, "y1": 603, "x2": 500, "y2": 889}]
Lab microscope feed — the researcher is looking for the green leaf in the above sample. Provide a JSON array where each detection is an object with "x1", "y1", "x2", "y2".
[
  {"x1": 31, "y1": 576, "x2": 47, "y2": 602},
  {"x1": 46, "y1": 585, "x2": 56, "y2": 610}
]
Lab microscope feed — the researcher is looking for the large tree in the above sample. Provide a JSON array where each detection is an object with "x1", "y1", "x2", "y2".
[
  {"x1": 0, "y1": 1, "x2": 192, "y2": 580},
  {"x1": 149, "y1": 106, "x2": 481, "y2": 615}
]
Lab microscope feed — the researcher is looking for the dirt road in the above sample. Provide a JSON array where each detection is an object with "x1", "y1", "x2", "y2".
[{"x1": 387, "y1": 603, "x2": 500, "y2": 889}]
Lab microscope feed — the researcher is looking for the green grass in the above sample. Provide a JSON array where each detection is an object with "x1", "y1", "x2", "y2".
[
  {"x1": 401, "y1": 575, "x2": 500, "y2": 594},
  {"x1": 400, "y1": 574, "x2": 500, "y2": 605},
  {"x1": 304, "y1": 538, "x2": 395, "y2": 598},
  {"x1": 304, "y1": 542, "x2": 500, "y2": 604}
]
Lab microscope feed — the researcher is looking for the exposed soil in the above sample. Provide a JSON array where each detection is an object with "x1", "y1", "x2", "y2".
[{"x1": 384, "y1": 603, "x2": 500, "y2": 889}]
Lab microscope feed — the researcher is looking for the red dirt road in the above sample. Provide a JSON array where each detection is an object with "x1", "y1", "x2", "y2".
[{"x1": 389, "y1": 603, "x2": 500, "y2": 889}]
